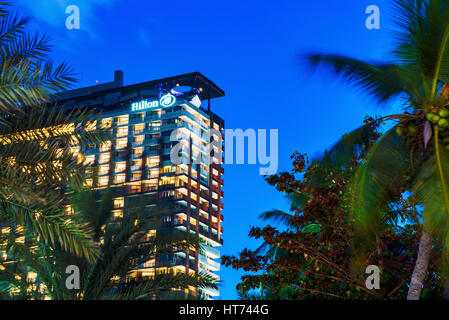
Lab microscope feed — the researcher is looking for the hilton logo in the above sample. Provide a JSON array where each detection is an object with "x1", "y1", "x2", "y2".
[{"x1": 131, "y1": 94, "x2": 176, "y2": 112}]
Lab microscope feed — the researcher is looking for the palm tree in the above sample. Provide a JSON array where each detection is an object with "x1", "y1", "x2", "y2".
[
  {"x1": 0, "y1": 2, "x2": 109, "y2": 261},
  {"x1": 307, "y1": 0, "x2": 449, "y2": 299},
  {"x1": 0, "y1": 189, "x2": 218, "y2": 300}
]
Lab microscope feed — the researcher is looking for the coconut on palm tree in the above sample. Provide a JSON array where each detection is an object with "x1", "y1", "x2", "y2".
[{"x1": 308, "y1": 0, "x2": 449, "y2": 299}]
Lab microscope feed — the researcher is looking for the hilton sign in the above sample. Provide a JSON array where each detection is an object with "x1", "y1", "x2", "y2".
[{"x1": 131, "y1": 94, "x2": 176, "y2": 112}]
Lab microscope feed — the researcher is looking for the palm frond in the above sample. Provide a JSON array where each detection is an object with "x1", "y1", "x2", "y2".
[
  {"x1": 306, "y1": 54, "x2": 416, "y2": 103},
  {"x1": 259, "y1": 209, "x2": 293, "y2": 226},
  {"x1": 351, "y1": 128, "x2": 411, "y2": 239}
]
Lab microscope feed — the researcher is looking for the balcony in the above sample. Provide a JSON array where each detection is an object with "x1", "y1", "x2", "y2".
[
  {"x1": 130, "y1": 165, "x2": 142, "y2": 171},
  {"x1": 132, "y1": 141, "x2": 143, "y2": 147},
  {"x1": 131, "y1": 152, "x2": 143, "y2": 159},
  {"x1": 201, "y1": 244, "x2": 220, "y2": 259},
  {"x1": 199, "y1": 254, "x2": 220, "y2": 272}
]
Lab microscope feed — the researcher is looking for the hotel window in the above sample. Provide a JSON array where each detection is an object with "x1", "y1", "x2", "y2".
[
  {"x1": 161, "y1": 190, "x2": 175, "y2": 199},
  {"x1": 99, "y1": 165, "x2": 109, "y2": 175},
  {"x1": 131, "y1": 159, "x2": 142, "y2": 170},
  {"x1": 150, "y1": 121, "x2": 161, "y2": 129},
  {"x1": 213, "y1": 123, "x2": 220, "y2": 131},
  {"x1": 161, "y1": 166, "x2": 176, "y2": 174},
  {"x1": 147, "y1": 156, "x2": 160, "y2": 167},
  {"x1": 130, "y1": 113, "x2": 143, "y2": 122},
  {"x1": 69, "y1": 146, "x2": 79, "y2": 155},
  {"x1": 65, "y1": 205, "x2": 74, "y2": 215},
  {"x1": 101, "y1": 118, "x2": 112, "y2": 128},
  {"x1": 133, "y1": 135, "x2": 144, "y2": 146},
  {"x1": 16, "y1": 236, "x2": 25, "y2": 244},
  {"x1": 98, "y1": 176, "x2": 109, "y2": 187},
  {"x1": 117, "y1": 115, "x2": 128, "y2": 125},
  {"x1": 115, "y1": 161, "x2": 126, "y2": 172},
  {"x1": 112, "y1": 210, "x2": 123, "y2": 219},
  {"x1": 27, "y1": 272, "x2": 37, "y2": 283},
  {"x1": 85, "y1": 155, "x2": 95, "y2": 165},
  {"x1": 100, "y1": 141, "x2": 111, "y2": 152},
  {"x1": 113, "y1": 197, "x2": 124, "y2": 208},
  {"x1": 116, "y1": 138, "x2": 127, "y2": 149},
  {"x1": 134, "y1": 123, "x2": 144, "y2": 134},
  {"x1": 99, "y1": 153, "x2": 110, "y2": 163},
  {"x1": 117, "y1": 126, "x2": 128, "y2": 137},
  {"x1": 133, "y1": 147, "x2": 143, "y2": 157},
  {"x1": 160, "y1": 177, "x2": 175, "y2": 185},
  {"x1": 114, "y1": 174, "x2": 126, "y2": 184},
  {"x1": 149, "y1": 169, "x2": 159, "y2": 178},
  {"x1": 85, "y1": 179, "x2": 93, "y2": 187},
  {"x1": 131, "y1": 172, "x2": 141, "y2": 181},
  {"x1": 86, "y1": 121, "x2": 97, "y2": 132}
]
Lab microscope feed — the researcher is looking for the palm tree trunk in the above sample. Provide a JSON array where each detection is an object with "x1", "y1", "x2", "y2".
[{"x1": 407, "y1": 230, "x2": 433, "y2": 300}]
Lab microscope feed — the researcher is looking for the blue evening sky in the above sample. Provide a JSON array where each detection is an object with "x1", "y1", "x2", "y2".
[{"x1": 15, "y1": 0, "x2": 403, "y2": 299}]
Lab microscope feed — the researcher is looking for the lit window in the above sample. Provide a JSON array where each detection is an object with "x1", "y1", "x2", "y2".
[
  {"x1": 149, "y1": 169, "x2": 159, "y2": 178},
  {"x1": 133, "y1": 147, "x2": 143, "y2": 156},
  {"x1": 27, "y1": 272, "x2": 37, "y2": 282},
  {"x1": 69, "y1": 146, "x2": 79, "y2": 155},
  {"x1": 100, "y1": 141, "x2": 111, "y2": 152},
  {"x1": 98, "y1": 176, "x2": 109, "y2": 187},
  {"x1": 85, "y1": 155, "x2": 95, "y2": 165},
  {"x1": 113, "y1": 210, "x2": 123, "y2": 219},
  {"x1": 131, "y1": 159, "x2": 142, "y2": 171},
  {"x1": 65, "y1": 205, "x2": 74, "y2": 215},
  {"x1": 117, "y1": 115, "x2": 129, "y2": 125},
  {"x1": 133, "y1": 135, "x2": 144, "y2": 145},
  {"x1": 16, "y1": 236, "x2": 25, "y2": 244},
  {"x1": 113, "y1": 197, "x2": 124, "y2": 208},
  {"x1": 114, "y1": 174, "x2": 126, "y2": 184},
  {"x1": 99, "y1": 153, "x2": 110, "y2": 163},
  {"x1": 160, "y1": 177, "x2": 175, "y2": 185},
  {"x1": 117, "y1": 127, "x2": 128, "y2": 137},
  {"x1": 86, "y1": 121, "x2": 97, "y2": 132},
  {"x1": 85, "y1": 179, "x2": 93, "y2": 187},
  {"x1": 132, "y1": 172, "x2": 141, "y2": 181},
  {"x1": 147, "y1": 156, "x2": 160, "y2": 167},
  {"x1": 1, "y1": 227, "x2": 11, "y2": 234},
  {"x1": 134, "y1": 124, "x2": 144, "y2": 134},
  {"x1": 116, "y1": 138, "x2": 127, "y2": 149},
  {"x1": 101, "y1": 118, "x2": 112, "y2": 128},
  {"x1": 115, "y1": 162, "x2": 126, "y2": 172},
  {"x1": 99, "y1": 165, "x2": 109, "y2": 175}
]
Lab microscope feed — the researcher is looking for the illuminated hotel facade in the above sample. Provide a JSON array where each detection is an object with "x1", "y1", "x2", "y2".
[{"x1": 55, "y1": 71, "x2": 225, "y2": 299}]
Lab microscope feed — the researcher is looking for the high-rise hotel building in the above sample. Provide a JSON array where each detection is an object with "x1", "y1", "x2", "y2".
[{"x1": 55, "y1": 71, "x2": 225, "y2": 299}]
